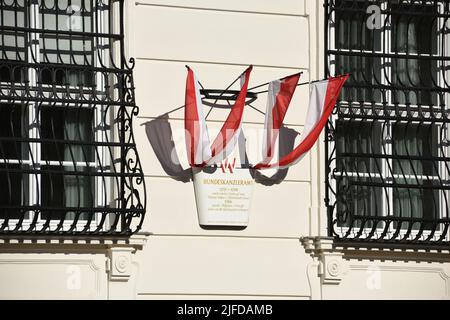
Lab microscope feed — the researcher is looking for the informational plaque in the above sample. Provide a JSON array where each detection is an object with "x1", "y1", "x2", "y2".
[{"x1": 192, "y1": 165, "x2": 255, "y2": 227}]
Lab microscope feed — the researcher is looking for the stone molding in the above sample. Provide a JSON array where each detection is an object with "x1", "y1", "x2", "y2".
[
  {"x1": 108, "y1": 247, "x2": 135, "y2": 282},
  {"x1": 301, "y1": 237, "x2": 347, "y2": 285}
]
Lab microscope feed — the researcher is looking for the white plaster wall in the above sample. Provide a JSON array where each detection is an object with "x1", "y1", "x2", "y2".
[
  {"x1": 321, "y1": 255, "x2": 450, "y2": 300},
  {"x1": 127, "y1": 0, "x2": 450, "y2": 300},
  {"x1": 0, "y1": 250, "x2": 108, "y2": 299},
  {"x1": 1, "y1": 1, "x2": 449, "y2": 301},
  {"x1": 127, "y1": 0, "x2": 318, "y2": 299}
]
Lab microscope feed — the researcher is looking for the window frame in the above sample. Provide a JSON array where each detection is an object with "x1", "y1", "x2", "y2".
[
  {"x1": 0, "y1": 0, "x2": 110, "y2": 232},
  {"x1": 327, "y1": 0, "x2": 450, "y2": 243}
]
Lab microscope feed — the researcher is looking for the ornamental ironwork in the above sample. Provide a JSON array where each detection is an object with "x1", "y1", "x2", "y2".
[
  {"x1": 0, "y1": 0, "x2": 145, "y2": 235},
  {"x1": 325, "y1": 0, "x2": 450, "y2": 247}
]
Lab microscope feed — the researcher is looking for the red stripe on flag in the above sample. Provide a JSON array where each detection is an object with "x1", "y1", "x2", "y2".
[
  {"x1": 272, "y1": 74, "x2": 301, "y2": 130},
  {"x1": 210, "y1": 66, "x2": 253, "y2": 158},
  {"x1": 255, "y1": 74, "x2": 348, "y2": 169},
  {"x1": 184, "y1": 68, "x2": 201, "y2": 166},
  {"x1": 266, "y1": 73, "x2": 301, "y2": 159}
]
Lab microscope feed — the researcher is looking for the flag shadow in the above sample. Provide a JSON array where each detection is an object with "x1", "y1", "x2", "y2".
[
  {"x1": 143, "y1": 115, "x2": 298, "y2": 186},
  {"x1": 143, "y1": 114, "x2": 192, "y2": 183},
  {"x1": 249, "y1": 126, "x2": 299, "y2": 186}
]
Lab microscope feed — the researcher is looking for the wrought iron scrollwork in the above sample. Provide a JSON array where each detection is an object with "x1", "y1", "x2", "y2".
[
  {"x1": 0, "y1": 0, "x2": 145, "y2": 236},
  {"x1": 325, "y1": 0, "x2": 450, "y2": 247}
]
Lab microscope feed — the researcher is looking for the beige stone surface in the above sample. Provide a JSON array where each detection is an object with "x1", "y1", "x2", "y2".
[
  {"x1": 0, "y1": 253, "x2": 107, "y2": 299},
  {"x1": 322, "y1": 259, "x2": 450, "y2": 300},
  {"x1": 141, "y1": 176, "x2": 310, "y2": 238},
  {"x1": 131, "y1": 5, "x2": 308, "y2": 69},
  {"x1": 133, "y1": 60, "x2": 311, "y2": 125},
  {"x1": 1, "y1": 1, "x2": 449, "y2": 301},
  {"x1": 132, "y1": 1, "x2": 306, "y2": 16},
  {"x1": 134, "y1": 117, "x2": 312, "y2": 182},
  {"x1": 135, "y1": 236, "x2": 314, "y2": 297}
]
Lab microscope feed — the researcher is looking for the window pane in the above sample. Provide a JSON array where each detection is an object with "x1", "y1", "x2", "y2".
[
  {"x1": 38, "y1": 0, "x2": 94, "y2": 86},
  {"x1": 0, "y1": 164, "x2": 28, "y2": 220},
  {"x1": 0, "y1": 103, "x2": 28, "y2": 160},
  {"x1": 334, "y1": 0, "x2": 382, "y2": 102},
  {"x1": 336, "y1": 120, "x2": 382, "y2": 172},
  {"x1": 390, "y1": 3, "x2": 438, "y2": 105},
  {"x1": 392, "y1": 123, "x2": 439, "y2": 229},
  {"x1": 335, "y1": 55, "x2": 382, "y2": 102},
  {"x1": 335, "y1": 0, "x2": 381, "y2": 51},
  {"x1": 0, "y1": 0, "x2": 27, "y2": 82},
  {"x1": 336, "y1": 120, "x2": 383, "y2": 227},
  {"x1": 41, "y1": 106, "x2": 94, "y2": 162},
  {"x1": 392, "y1": 123, "x2": 438, "y2": 177},
  {"x1": 336, "y1": 176, "x2": 383, "y2": 228},
  {"x1": 41, "y1": 165, "x2": 94, "y2": 221}
]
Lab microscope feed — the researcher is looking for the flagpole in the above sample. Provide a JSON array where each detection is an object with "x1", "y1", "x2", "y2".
[
  {"x1": 250, "y1": 74, "x2": 349, "y2": 95},
  {"x1": 205, "y1": 65, "x2": 252, "y2": 120},
  {"x1": 247, "y1": 73, "x2": 349, "y2": 116},
  {"x1": 164, "y1": 69, "x2": 348, "y2": 116},
  {"x1": 163, "y1": 66, "x2": 251, "y2": 116},
  {"x1": 247, "y1": 71, "x2": 304, "y2": 92}
]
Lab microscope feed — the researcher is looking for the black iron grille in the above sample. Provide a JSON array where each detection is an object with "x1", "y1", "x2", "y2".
[
  {"x1": 0, "y1": 0, "x2": 146, "y2": 235},
  {"x1": 325, "y1": 0, "x2": 450, "y2": 247}
]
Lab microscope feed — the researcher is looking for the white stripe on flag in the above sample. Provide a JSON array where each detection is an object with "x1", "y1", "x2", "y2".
[
  {"x1": 193, "y1": 74, "x2": 211, "y2": 164},
  {"x1": 261, "y1": 80, "x2": 281, "y2": 162}
]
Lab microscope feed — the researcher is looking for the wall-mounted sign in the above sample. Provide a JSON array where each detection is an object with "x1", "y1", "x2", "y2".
[
  {"x1": 192, "y1": 161, "x2": 255, "y2": 228},
  {"x1": 183, "y1": 66, "x2": 348, "y2": 229}
]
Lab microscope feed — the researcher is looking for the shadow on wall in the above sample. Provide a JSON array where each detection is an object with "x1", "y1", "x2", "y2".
[
  {"x1": 142, "y1": 114, "x2": 299, "y2": 186},
  {"x1": 252, "y1": 126, "x2": 298, "y2": 186},
  {"x1": 143, "y1": 114, "x2": 192, "y2": 183}
]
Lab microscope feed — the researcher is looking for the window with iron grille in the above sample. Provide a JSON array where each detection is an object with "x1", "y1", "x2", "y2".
[
  {"x1": 0, "y1": 0, "x2": 146, "y2": 235},
  {"x1": 325, "y1": 0, "x2": 450, "y2": 246}
]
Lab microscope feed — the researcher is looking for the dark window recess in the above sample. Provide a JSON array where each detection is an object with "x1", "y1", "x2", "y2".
[
  {"x1": 0, "y1": 164, "x2": 28, "y2": 221},
  {"x1": 39, "y1": 67, "x2": 95, "y2": 87},
  {"x1": 38, "y1": 0, "x2": 95, "y2": 87},
  {"x1": 335, "y1": 121, "x2": 383, "y2": 228},
  {"x1": 334, "y1": 0, "x2": 382, "y2": 102},
  {"x1": 390, "y1": 3, "x2": 438, "y2": 105},
  {"x1": 41, "y1": 107, "x2": 94, "y2": 162},
  {"x1": 325, "y1": 0, "x2": 450, "y2": 247},
  {"x1": 0, "y1": 0, "x2": 146, "y2": 236},
  {"x1": 0, "y1": 104, "x2": 28, "y2": 160},
  {"x1": 0, "y1": 62, "x2": 26, "y2": 83},
  {"x1": 0, "y1": 0, "x2": 27, "y2": 82},
  {"x1": 392, "y1": 123, "x2": 440, "y2": 230},
  {"x1": 41, "y1": 166, "x2": 94, "y2": 221}
]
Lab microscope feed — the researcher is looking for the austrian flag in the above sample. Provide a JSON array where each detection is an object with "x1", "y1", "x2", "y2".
[
  {"x1": 259, "y1": 72, "x2": 302, "y2": 166},
  {"x1": 184, "y1": 66, "x2": 252, "y2": 167},
  {"x1": 184, "y1": 67, "x2": 212, "y2": 166},
  {"x1": 184, "y1": 65, "x2": 348, "y2": 170},
  {"x1": 254, "y1": 74, "x2": 349, "y2": 170}
]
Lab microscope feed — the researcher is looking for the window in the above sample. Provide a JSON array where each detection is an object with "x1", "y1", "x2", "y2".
[
  {"x1": 391, "y1": 122, "x2": 439, "y2": 230},
  {"x1": 40, "y1": 107, "x2": 95, "y2": 221},
  {"x1": 0, "y1": 0, "x2": 145, "y2": 235},
  {"x1": 326, "y1": 0, "x2": 450, "y2": 245},
  {"x1": 0, "y1": 0, "x2": 27, "y2": 82},
  {"x1": 336, "y1": 120, "x2": 383, "y2": 228},
  {"x1": 334, "y1": 0, "x2": 382, "y2": 102}
]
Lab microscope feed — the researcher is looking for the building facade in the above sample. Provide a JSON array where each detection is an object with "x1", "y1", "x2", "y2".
[{"x1": 0, "y1": 0, "x2": 449, "y2": 299}]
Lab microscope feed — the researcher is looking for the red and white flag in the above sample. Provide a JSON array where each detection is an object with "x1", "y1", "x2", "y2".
[
  {"x1": 184, "y1": 67, "x2": 211, "y2": 166},
  {"x1": 259, "y1": 73, "x2": 301, "y2": 166},
  {"x1": 207, "y1": 66, "x2": 252, "y2": 165},
  {"x1": 254, "y1": 74, "x2": 349, "y2": 170},
  {"x1": 184, "y1": 66, "x2": 253, "y2": 167}
]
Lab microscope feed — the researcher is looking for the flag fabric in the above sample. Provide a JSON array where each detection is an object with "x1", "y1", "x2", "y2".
[
  {"x1": 184, "y1": 66, "x2": 253, "y2": 167},
  {"x1": 254, "y1": 74, "x2": 349, "y2": 170},
  {"x1": 207, "y1": 66, "x2": 252, "y2": 165},
  {"x1": 184, "y1": 66, "x2": 211, "y2": 166},
  {"x1": 259, "y1": 72, "x2": 301, "y2": 167}
]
